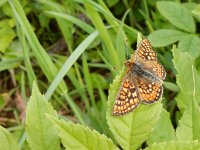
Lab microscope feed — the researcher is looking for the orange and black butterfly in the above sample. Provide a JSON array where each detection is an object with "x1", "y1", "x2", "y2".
[{"x1": 112, "y1": 39, "x2": 166, "y2": 116}]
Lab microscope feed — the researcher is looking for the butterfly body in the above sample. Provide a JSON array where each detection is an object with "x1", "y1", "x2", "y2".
[
  {"x1": 130, "y1": 62, "x2": 162, "y2": 84},
  {"x1": 112, "y1": 39, "x2": 166, "y2": 116}
]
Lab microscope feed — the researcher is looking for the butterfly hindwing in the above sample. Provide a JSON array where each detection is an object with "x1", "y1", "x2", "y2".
[{"x1": 136, "y1": 76, "x2": 163, "y2": 103}]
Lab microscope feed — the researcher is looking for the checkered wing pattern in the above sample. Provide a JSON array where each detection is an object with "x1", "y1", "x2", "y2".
[
  {"x1": 136, "y1": 39, "x2": 166, "y2": 80},
  {"x1": 136, "y1": 39, "x2": 157, "y2": 61},
  {"x1": 112, "y1": 38, "x2": 166, "y2": 116},
  {"x1": 112, "y1": 73, "x2": 140, "y2": 116},
  {"x1": 136, "y1": 76, "x2": 163, "y2": 103},
  {"x1": 142, "y1": 61, "x2": 166, "y2": 80}
]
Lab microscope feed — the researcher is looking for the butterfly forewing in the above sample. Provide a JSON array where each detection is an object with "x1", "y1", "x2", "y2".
[
  {"x1": 136, "y1": 39, "x2": 166, "y2": 80},
  {"x1": 112, "y1": 72, "x2": 140, "y2": 116},
  {"x1": 141, "y1": 61, "x2": 166, "y2": 80},
  {"x1": 136, "y1": 39, "x2": 157, "y2": 61}
]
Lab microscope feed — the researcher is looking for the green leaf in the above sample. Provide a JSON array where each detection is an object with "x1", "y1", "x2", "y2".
[
  {"x1": 0, "y1": 57, "x2": 23, "y2": 72},
  {"x1": 0, "y1": 0, "x2": 7, "y2": 6},
  {"x1": 163, "y1": 81, "x2": 180, "y2": 92},
  {"x1": 0, "y1": 27, "x2": 16, "y2": 53},
  {"x1": 47, "y1": 115, "x2": 118, "y2": 150},
  {"x1": 0, "y1": 126, "x2": 20, "y2": 150},
  {"x1": 176, "y1": 68, "x2": 200, "y2": 141},
  {"x1": 25, "y1": 82, "x2": 60, "y2": 150},
  {"x1": 106, "y1": 68, "x2": 162, "y2": 150},
  {"x1": 192, "y1": 4, "x2": 200, "y2": 22},
  {"x1": 178, "y1": 35, "x2": 200, "y2": 59},
  {"x1": 148, "y1": 29, "x2": 186, "y2": 47},
  {"x1": 105, "y1": 0, "x2": 119, "y2": 7},
  {"x1": 172, "y1": 47, "x2": 200, "y2": 141},
  {"x1": 172, "y1": 47, "x2": 200, "y2": 112},
  {"x1": 176, "y1": 101, "x2": 200, "y2": 141},
  {"x1": 173, "y1": 48, "x2": 193, "y2": 112},
  {"x1": 157, "y1": 1, "x2": 195, "y2": 33},
  {"x1": 147, "y1": 109, "x2": 175, "y2": 145},
  {"x1": 45, "y1": 30, "x2": 99, "y2": 100},
  {"x1": 82, "y1": 54, "x2": 95, "y2": 108},
  {"x1": 145, "y1": 140, "x2": 200, "y2": 150},
  {"x1": 84, "y1": 2, "x2": 119, "y2": 68},
  {"x1": 8, "y1": 0, "x2": 70, "y2": 107},
  {"x1": 115, "y1": 28, "x2": 126, "y2": 67},
  {"x1": 45, "y1": 11, "x2": 94, "y2": 34}
]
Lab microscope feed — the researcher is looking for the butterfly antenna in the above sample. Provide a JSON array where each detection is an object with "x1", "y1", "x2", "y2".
[{"x1": 125, "y1": 37, "x2": 130, "y2": 60}]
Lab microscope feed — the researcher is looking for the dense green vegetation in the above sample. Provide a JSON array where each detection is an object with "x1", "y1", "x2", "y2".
[{"x1": 1, "y1": 0, "x2": 200, "y2": 149}]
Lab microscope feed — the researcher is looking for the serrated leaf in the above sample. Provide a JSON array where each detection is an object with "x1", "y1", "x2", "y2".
[
  {"x1": 145, "y1": 140, "x2": 200, "y2": 150},
  {"x1": 172, "y1": 47, "x2": 200, "y2": 112},
  {"x1": 47, "y1": 115, "x2": 117, "y2": 150},
  {"x1": 157, "y1": 1, "x2": 195, "y2": 33},
  {"x1": 176, "y1": 71, "x2": 200, "y2": 141},
  {"x1": 147, "y1": 109, "x2": 175, "y2": 145},
  {"x1": 0, "y1": 126, "x2": 20, "y2": 150},
  {"x1": 25, "y1": 82, "x2": 60, "y2": 150},
  {"x1": 148, "y1": 29, "x2": 186, "y2": 47},
  {"x1": 172, "y1": 47, "x2": 200, "y2": 141},
  {"x1": 106, "y1": 68, "x2": 162, "y2": 150},
  {"x1": 178, "y1": 35, "x2": 200, "y2": 59},
  {"x1": 176, "y1": 100, "x2": 200, "y2": 140}
]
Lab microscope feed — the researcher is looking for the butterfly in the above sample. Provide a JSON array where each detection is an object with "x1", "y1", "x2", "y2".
[{"x1": 112, "y1": 38, "x2": 166, "y2": 116}]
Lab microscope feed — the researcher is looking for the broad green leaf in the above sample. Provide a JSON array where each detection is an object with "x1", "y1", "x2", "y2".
[
  {"x1": 26, "y1": 82, "x2": 60, "y2": 150},
  {"x1": 173, "y1": 47, "x2": 200, "y2": 141},
  {"x1": 172, "y1": 47, "x2": 200, "y2": 112},
  {"x1": 147, "y1": 108, "x2": 175, "y2": 145},
  {"x1": 145, "y1": 140, "x2": 200, "y2": 150},
  {"x1": 148, "y1": 29, "x2": 186, "y2": 47},
  {"x1": 0, "y1": 126, "x2": 20, "y2": 150},
  {"x1": 178, "y1": 35, "x2": 200, "y2": 59},
  {"x1": 157, "y1": 1, "x2": 195, "y2": 33},
  {"x1": 47, "y1": 115, "x2": 118, "y2": 150},
  {"x1": 176, "y1": 68, "x2": 200, "y2": 141},
  {"x1": 176, "y1": 100, "x2": 200, "y2": 141},
  {"x1": 106, "y1": 68, "x2": 162, "y2": 150},
  {"x1": 0, "y1": 27, "x2": 15, "y2": 53},
  {"x1": 183, "y1": 3, "x2": 197, "y2": 12}
]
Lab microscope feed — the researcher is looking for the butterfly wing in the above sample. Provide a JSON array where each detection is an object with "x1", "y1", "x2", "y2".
[
  {"x1": 141, "y1": 61, "x2": 166, "y2": 80},
  {"x1": 112, "y1": 71, "x2": 140, "y2": 116},
  {"x1": 135, "y1": 76, "x2": 163, "y2": 103},
  {"x1": 113, "y1": 38, "x2": 165, "y2": 116},
  {"x1": 135, "y1": 39, "x2": 166, "y2": 80},
  {"x1": 135, "y1": 39, "x2": 157, "y2": 61}
]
